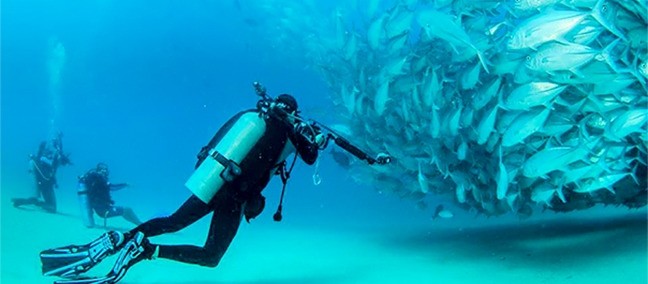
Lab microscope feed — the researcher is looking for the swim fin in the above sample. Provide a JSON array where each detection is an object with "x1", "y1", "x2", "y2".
[
  {"x1": 53, "y1": 232, "x2": 145, "y2": 284},
  {"x1": 41, "y1": 231, "x2": 125, "y2": 278}
]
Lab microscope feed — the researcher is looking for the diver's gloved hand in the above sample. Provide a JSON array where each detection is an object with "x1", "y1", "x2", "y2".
[
  {"x1": 314, "y1": 133, "x2": 327, "y2": 149},
  {"x1": 268, "y1": 102, "x2": 289, "y2": 120},
  {"x1": 294, "y1": 122, "x2": 316, "y2": 141}
]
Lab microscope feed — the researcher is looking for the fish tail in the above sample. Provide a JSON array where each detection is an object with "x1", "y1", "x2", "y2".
[
  {"x1": 577, "y1": 113, "x2": 595, "y2": 142},
  {"x1": 496, "y1": 86, "x2": 508, "y2": 112},
  {"x1": 592, "y1": 148, "x2": 613, "y2": 173},
  {"x1": 630, "y1": 164, "x2": 640, "y2": 185},
  {"x1": 577, "y1": 128, "x2": 602, "y2": 153},
  {"x1": 598, "y1": 38, "x2": 621, "y2": 72},
  {"x1": 475, "y1": 49, "x2": 490, "y2": 74},
  {"x1": 498, "y1": 145, "x2": 503, "y2": 165}
]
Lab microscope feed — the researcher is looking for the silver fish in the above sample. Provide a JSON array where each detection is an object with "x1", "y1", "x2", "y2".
[
  {"x1": 432, "y1": 204, "x2": 454, "y2": 219},
  {"x1": 374, "y1": 79, "x2": 390, "y2": 116},
  {"x1": 525, "y1": 40, "x2": 619, "y2": 75},
  {"x1": 606, "y1": 109, "x2": 648, "y2": 142},
  {"x1": 497, "y1": 147, "x2": 508, "y2": 200},
  {"x1": 522, "y1": 139, "x2": 599, "y2": 178},
  {"x1": 417, "y1": 9, "x2": 489, "y2": 72},
  {"x1": 531, "y1": 183, "x2": 558, "y2": 207},
  {"x1": 473, "y1": 76, "x2": 502, "y2": 111},
  {"x1": 477, "y1": 106, "x2": 498, "y2": 145},
  {"x1": 509, "y1": 0, "x2": 623, "y2": 50},
  {"x1": 367, "y1": 14, "x2": 387, "y2": 50},
  {"x1": 508, "y1": 10, "x2": 590, "y2": 50},
  {"x1": 513, "y1": 0, "x2": 561, "y2": 11},
  {"x1": 418, "y1": 161, "x2": 431, "y2": 194},
  {"x1": 501, "y1": 108, "x2": 551, "y2": 147},
  {"x1": 573, "y1": 172, "x2": 630, "y2": 194},
  {"x1": 504, "y1": 82, "x2": 567, "y2": 110}
]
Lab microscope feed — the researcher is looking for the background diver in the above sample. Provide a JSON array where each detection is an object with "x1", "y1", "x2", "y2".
[
  {"x1": 39, "y1": 83, "x2": 390, "y2": 284},
  {"x1": 77, "y1": 163, "x2": 143, "y2": 228},
  {"x1": 12, "y1": 132, "x2": 72, "y2": 213}
]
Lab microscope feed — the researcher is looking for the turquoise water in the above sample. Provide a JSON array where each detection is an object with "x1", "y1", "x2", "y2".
[{"x1": 2, "y1": 0, "x2": 647, "y2": 283}]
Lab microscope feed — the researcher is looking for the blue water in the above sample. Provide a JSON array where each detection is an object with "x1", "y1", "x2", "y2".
[
  {"x1": 2, "y1": 1, "x2": 647, "y2": 283},
  {"x1": 1, "y1": 0, "x2": 434, "y2": 232}
]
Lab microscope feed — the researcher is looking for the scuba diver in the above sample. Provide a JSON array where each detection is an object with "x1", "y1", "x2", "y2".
[
  {"x1": 40, "y1": 82, "x2": 391, "y2": 284},
  {"x1": 12, "y1": 132, "x2": 71, "y2": 213},
  {"x1": 77, "y1": 163, "x2": 142, "y2": 228}
]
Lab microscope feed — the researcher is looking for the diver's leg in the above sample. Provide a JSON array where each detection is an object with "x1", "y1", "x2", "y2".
[
  {"x1": 151, "y1": 196, "x2": 244, "y2": 267},
  {"x1": 129, "y1": 194, "x2": 211, "y2": 237},
  {"x1": 38, "y1": 182, "x2": 57, "y2": 213},
  {"x1": 13, "y1": 179, "x2": 45, "y2": 208},
  {"x1": 121, "y1": 207, "x2": 143, "y2": 226},
  {"x1": 103, "y1": 206, "x2": 143, "y2": 226},
  {"x1": 11, "y1": 197, "x2": 38, "y2": 208}
]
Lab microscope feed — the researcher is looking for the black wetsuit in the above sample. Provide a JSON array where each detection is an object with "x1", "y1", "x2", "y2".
[
  {"x1": 13, "y1": 141, "x2": 66, "y2": 213},
  {"x1": 129, "y1": 109, "x2": 319, "y2": 267},
  {"x1": 79, "y1": 171, "x2": 128, "y2": 217}
]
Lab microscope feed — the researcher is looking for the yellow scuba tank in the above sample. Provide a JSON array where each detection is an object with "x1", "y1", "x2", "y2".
[{"x1": 185, "y1": 112, "x2": 267, "y2": 204}]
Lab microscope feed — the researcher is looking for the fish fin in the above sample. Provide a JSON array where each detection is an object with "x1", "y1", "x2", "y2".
[
  {"x1": 553, "y1": 37, "x2": 572, "y2": 46},
  {"x1": 448, "y1": 42, "x2": 461, "y2": 54},
  {"x1": 475, "y1": 49, "x2": 490, "y2": 74},
  {"x1": 586, "y1": 95, "x2": 605, "y2": 113},
  {"x1": 556, "y1": 185, "x2": 567, "y2": 203},
  {"x1": 502, "y1": 4, "x2": 521, "y2": 19},
  {"x1": 594, "y1": 152, "x2": 613, "y2": 174},
  {"x1": 605, "y1": 186, "x2": 616, "y2": 194},
  {"x1": 496, "y1": 88, "x2": 509, "y2": 112},
  {"x1": 630, "y1": 164, "x2": 640, "y2": 185},
  {"x1": 568, "y1": 68, "x2": 586, "y2": 78}
]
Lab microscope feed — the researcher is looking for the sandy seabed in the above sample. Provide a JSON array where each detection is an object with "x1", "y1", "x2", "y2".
[{"x1": 1, "y1": 186, "x2": 646, "y2": 284}]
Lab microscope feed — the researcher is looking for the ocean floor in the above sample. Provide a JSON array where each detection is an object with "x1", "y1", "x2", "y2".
[{"x1": 1, "y1": 188, "x2": 646, "y2": 284}]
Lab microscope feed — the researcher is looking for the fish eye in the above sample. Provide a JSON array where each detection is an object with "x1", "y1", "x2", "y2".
[{"x1": 525, "y1": 56, "x2": 531, "y2": 61}]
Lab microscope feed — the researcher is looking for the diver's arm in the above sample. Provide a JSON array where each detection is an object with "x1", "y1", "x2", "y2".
[
  {"x1": 40, "y1": 156, "x2": 54, "y2": 166},
  {"x1": 108, "y1": 183, "x2": 129, "y2": 191},
  {"x1": 37, "y1": 141, "x2": 47, "y2": 157},
  {"x1": 288, "y1": 128, "x2": 319, "y2": 165}
]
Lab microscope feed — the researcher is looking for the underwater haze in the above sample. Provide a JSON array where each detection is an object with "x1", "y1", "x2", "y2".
[{"x1": 2, "y1": 0, "x2": 647, "y2": 283}]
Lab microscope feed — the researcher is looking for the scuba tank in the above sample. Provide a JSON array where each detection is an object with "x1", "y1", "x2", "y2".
[
  {"x1": 77, "y1": 179, "x2": 95, "y2": 228},
  {"x1": 185, "y1": 112, "x2": 268, "y2": 204}
]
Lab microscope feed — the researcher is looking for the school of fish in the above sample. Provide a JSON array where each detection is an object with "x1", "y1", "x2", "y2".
[{"x1": 245, "y1": 0, "x2": 647, "y2": 217}]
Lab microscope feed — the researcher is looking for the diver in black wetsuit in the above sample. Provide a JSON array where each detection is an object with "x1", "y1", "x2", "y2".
[
  {"x1": 128, "y1": 94, "x2": 320, "y2": 267},
  {"x1": 40, "y1": 93, "x2": 324, "y2": 283},
  {"x1": 78, "y1": 163, "x2": 142, "y2": 227},
  {"x1": 40, "y1": 83, "x2": 391, "y2": 284},
  {"x1": 13, "y1": 132, "x2": 71, "y2": 213}
]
